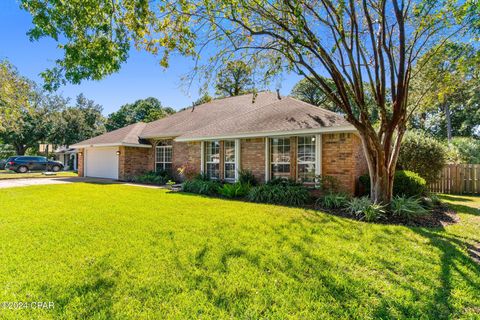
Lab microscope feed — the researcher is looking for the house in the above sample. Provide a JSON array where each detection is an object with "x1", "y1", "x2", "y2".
[
  {"x1": 72, "y1": 92, "x2": 367, "y2": 194},
  {"x1": 53, "y1": 146, "x2": 79, "y2": 171}
]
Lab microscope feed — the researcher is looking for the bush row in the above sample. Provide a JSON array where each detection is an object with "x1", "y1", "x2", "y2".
[{"x1": 359, "y1": 170, "x2": 427, "y2": 198}]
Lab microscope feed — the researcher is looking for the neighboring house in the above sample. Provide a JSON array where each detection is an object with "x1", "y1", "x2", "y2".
[
  {"x1": 54, "y1": 147, "x2": 79, "y2": 171},
  {"x1": 72, "y1": 92, "x2": 367, "y2": 194}
]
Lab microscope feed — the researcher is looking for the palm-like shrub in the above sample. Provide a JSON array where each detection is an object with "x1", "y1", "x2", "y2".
[
  {"x1": 182, "y1": 179, "x2": 221, "y2": 195},
  {"x1": 316, "y1": 193, "x2": 349, "y2": 209},
  {"x1": 362, "y1": 203, "x2": 386, "y2": 222},
  {"x1": 218, "y1": 182, "x2": 251, "y2": 198},
  {"x1": 346, "y1": 197, "x2": 372, "y2": 216},
  {"x1": 390, "y1": 196, "x2": 428, "y2": 220}
]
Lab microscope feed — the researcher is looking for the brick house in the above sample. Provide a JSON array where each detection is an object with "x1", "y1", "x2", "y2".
[{"x1": 72, "y1": 92, "x2": 367, "y2": 194}]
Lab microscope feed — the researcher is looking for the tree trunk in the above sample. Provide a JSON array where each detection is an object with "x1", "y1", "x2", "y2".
[
  {"x1": 358, "y1": 129, "x2": 400, "y2": 204},
  {"x1": 444, "y1": 103, "x2": 452, "y2": 142},
  {"x1": 14, "y1": 144, "x2": 26, "y2": 155}
]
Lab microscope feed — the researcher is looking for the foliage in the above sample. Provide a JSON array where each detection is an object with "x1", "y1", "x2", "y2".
[
  {"x1": 397, "y1": 131, "x2": 447, "y2": 183},
  {"x1": 106, "y1": 97, "x2": 175, "y2": 131},
  {"x1": 191, "y1": 94, "x2": 213, "y2": 107},
  {"x1": 215, "y1": 60, "x2": 254, "y2": 97},
  {"x1": 393, "y1": 171, "x2": 427, "y2": 198},
  {"x1": 238, "y1": 169, "x2": 257, "y2": 186},
  {"x1": 19, "y1": 0, "x2": 480, "y2": 203},
  {"x1": 247, "y1": 184, "x2": 310, "y2": 206},
  {"x1": 132, "y1": 170, "x2": 172, "y2": 185},
  {"x1": 291, "y1": 77, "x2": 337, "y2": 109},
  {"x1": 362, "y1": 203, "x2": 386, "y2": 222},
  {"x1": 360, "y1": 170, "x2": 427, "y2": 198},
  {"x1": 409, "y1": 41, "x2": 480, "y2": 140},
  {"x1": 0, "y1": 144, "x2": 15, "y2": 159},
  {"x1": 49, "y1": 94, "x2": 106, "y2": 147},
  {"x1": 266, "y1": 177, "x2": 303, "y2": 187},
  {"x1": 218, "y1": 182, "x2": 251, "y2": 198},
  {"x1": 315, "y1": 175, "x2": 342, "y2": 194},
  {"x1": 0, "y1": 60, "x2": 36, "y2": 132},
  {"x1": 175, "y1": 163, "x2": 199, "y2": 181},
  {"x1": 182, "y1": 178, "x2": 221, "y2": 195},
  {"x1": 447, "y1": 137, "x2": 480, "y2": 164},
  {"x1": 390, "y1": 196, "x2": 429, "y2": 220},
  {"x1": 316, "y1": 193, "x2": 349, "y2": 209},
  {"x1": 346, "y1": 197, "x2": 373, "y2": 216}
]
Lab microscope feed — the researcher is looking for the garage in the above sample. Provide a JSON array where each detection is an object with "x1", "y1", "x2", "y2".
[{"x1": 84, "y1": 147, "x2": 119, "y2": 179}]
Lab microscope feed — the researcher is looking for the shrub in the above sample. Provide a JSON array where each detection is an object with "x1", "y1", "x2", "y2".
[
  {"x1": 316, "y1": 193, "x2": 349, "y2": 209},
  {"x1": 266, "y1": 177, "x2": 303, "y2": 187},
  {"x1": 218, "y1": 182, "x2": 251, "y2": 198},
  {"x1": 362, "y1": 203, "x2": 386, "y2": 222},
  {"x1": 393, "y1": 170, "x2": 427, "y2": 198},
  {"x1": 397, "y1": 131, "x2": 447, "y2": 183},
  {"x1": 390, "y1": 196, "x2": 428, "y2": 220},
  {"x1": 238, "y1": 169, "x2": 258, "y2": 186},
  {"x1": 132, "y1": 170, "x2": 171, "y2": 185},
  {"x1": 359, "y1": 170, "x2": 427, "y2": 198},
  {"x1": 315, "y1": 175, "x2": 342, "y2": 193},
  {"x1": 182, "y1": 179, "x2": 221, "y2": 195},
  {"x1": 448, "y1": 137, "x2": 480, "y2": 164},
  {"x1": 247, "y1": 184, "x2": 310, "y2": 206},
  {"x1": 346, "y1": 197, "x2": 372, "y2": 216}
]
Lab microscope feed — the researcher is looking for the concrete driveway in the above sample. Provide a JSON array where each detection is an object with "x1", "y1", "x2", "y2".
[{"x1": 0, "y1": 177, "x2": 117, "y2": 189}]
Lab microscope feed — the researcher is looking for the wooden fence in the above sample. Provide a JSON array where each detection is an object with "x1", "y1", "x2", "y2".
[{"x1": 429, "y1": 164, "x2": 480, "y2": 194}]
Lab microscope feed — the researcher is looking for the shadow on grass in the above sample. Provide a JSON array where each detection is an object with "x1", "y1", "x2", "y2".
[{"x1": 439, "y1": 194, "x2": 475, "y2": 202}]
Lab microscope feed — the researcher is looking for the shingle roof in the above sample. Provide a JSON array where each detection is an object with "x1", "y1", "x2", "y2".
[
  {"x1": 72, "y1": 91, "x2": 353, "y2": 147},
  {"x1": 72, "y1": 122, "x2": 148, "y2": 147},
  {"x1": 175, "y1": 96, "x2": 350, "y2": 140},
  {"x1": 140, "y1": 91, "x2": 281, "y2": 138}
]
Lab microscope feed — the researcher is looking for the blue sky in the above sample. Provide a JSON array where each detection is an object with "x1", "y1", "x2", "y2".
[{"x1": 0, "y1": 1, "x2": 300, "y2": 115}]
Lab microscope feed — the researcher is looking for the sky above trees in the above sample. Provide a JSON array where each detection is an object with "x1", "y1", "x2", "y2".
[{"x1": 0, "y1": 1, "x2": 301, "y2": 115}]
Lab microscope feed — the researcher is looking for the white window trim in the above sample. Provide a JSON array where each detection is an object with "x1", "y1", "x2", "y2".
[
  {"x1": 205, "y1": 140, "x2": 220, "y2": 179},
  {"x1": 234, "y1": 139, "x2": 241, "y2": 181},
  {"x1": 200, "y1": 141, "x2": 205, "y2": 173},
  {"x1": 316, "y1": 134, "x2": 322, "y2": 176},
  {"x1": 297, "y1": 135, "x2": 317, "y2": 182},
  {"x1": 155, "y1": 142, "x2": 172, "y2": 172},
  {"x1": 269, "y1": 137, "x2": 291, "y2": 179},
  {"x1": 224, "y1": 140, "x2": 236, "y2": 181},
  {"x1": 264, "y1": 138, "x2": 270, "y2": 182}
]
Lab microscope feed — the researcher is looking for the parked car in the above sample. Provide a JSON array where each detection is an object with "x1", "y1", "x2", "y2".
[
  {"x1": 4, "y1": 156, "x2": 63, "y2": 173},
  {"x1": 1, "y1": 156, "x2": 18, "y2": 170}
]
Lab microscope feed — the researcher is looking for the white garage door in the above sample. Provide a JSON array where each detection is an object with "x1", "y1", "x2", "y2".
[{"x1": 85, "y1": 147, "x2": 119, "y2": 179}]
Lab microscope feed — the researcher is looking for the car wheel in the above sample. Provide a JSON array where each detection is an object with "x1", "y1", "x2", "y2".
[
  {"x1": 52, "y1": 165, "x2": 61, "y2": 172},
  {"x1": 17, "y1": 166, "x2": 28, "y2": 173}
]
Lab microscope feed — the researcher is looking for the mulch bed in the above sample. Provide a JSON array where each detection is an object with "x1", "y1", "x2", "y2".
[{"x1": 318, "y1": 203, "x2": 459, "y2": 228}]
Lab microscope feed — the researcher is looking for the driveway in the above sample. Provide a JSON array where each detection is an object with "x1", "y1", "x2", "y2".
[{"x1": 0, "y1": 177, "x2": 117, "y2": 189}]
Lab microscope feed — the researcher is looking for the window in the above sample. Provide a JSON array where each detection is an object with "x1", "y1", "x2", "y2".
[
  {"x1": 297, "y1": 136, "x2": 316, "y2": 182},
  {"x1": 205, "y1": 141, "x2": 220, "y2": 179},
  {"x1": 224, "y1": 140, "x2": 236, "y2": 180},
  {"x1": 270, "y1": 138, "x2": 290, "y2": 179},
  {"x1": 155, "y1": 140, "x2": 173, "y2": 172}
]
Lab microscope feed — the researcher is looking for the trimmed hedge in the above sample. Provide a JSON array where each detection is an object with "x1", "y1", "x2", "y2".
[{"x1": 359, "y1": 170, "x2": 427, "y2": 198}]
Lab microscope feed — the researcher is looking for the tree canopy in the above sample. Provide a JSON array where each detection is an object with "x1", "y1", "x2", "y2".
[
  {"x1": 20, "y1": 0, "x2": 480, "y2": 202},
  {"x1": 215, "y1": 60, "x2": 254, "y2": 97},
  {"x1": 106, "y1": 97, "x2": 175, "y2": 132}
]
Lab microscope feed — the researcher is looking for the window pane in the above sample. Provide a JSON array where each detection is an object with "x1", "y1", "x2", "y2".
[
  {"x1": 270, "y1": 138, "x2": 291, "y2": 179},
  {"x1": 225, "y1": 163, "x2": 235, "y2": 180},
  {"x1": 297, "y1": 136, "x2": 316, "y2": 182},
  {"x1": 206, "y1": 141, "x2": 220, "y2": 179},
  {"x1": 155, "y1": 140, "x2": 173, "y2": 174}
]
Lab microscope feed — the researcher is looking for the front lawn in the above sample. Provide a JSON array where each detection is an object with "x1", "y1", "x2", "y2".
[
  {"x1": 0, "y1": 184, "x2": 478, "y2": 319},
  {"x1": 0, "y1": 169, "x2": 77, "y2": 180}
]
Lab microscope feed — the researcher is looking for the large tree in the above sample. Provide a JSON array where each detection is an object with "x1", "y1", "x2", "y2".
[
  {"x1": 20, "y1": 0, "x2": 479, "y2": 202},
  {"x1": 0, "y1": 60, "x2": 36, "y2": 132},
  {"x1": 215, "y1": 60, "x2": 254, "y2": 97},
  {"x1": 49, "y1": 94, "x2": 106, "y2": 146},
  {"x1": 106, "y1": 97, "x2": 175, "y2": 131},
  {"x1": 409, "y1": 42, "x2": 480, "y2": 140}
]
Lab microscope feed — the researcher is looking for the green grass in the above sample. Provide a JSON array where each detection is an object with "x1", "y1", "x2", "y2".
[
  {"x1": 0, "y1": 184, "x2": 478, "y2": 319},
  {"x1": 0, "y1": 169, "x2": 77, "y2": 179}
]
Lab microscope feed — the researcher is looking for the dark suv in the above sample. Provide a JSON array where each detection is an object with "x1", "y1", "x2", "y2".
[{"x1": 5, "y1": 156, "x2": 63, "y2": 173}]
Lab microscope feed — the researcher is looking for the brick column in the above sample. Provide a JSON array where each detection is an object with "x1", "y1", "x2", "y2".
[{"x1": 77, "y1": 148, "x2": 84, "y2": 177}]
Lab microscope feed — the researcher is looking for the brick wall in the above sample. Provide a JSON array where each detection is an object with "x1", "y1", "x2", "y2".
[
  {"x1": 172, "y1": 141, "x2": 201, "y2": 180},
  {"x1": 118, "y1": 146, "x2": 154, "y2": 180},
  {"x1": 241, "y1": 138, "x2": 266, "y2": 183},
  {"x1": 77, "y1": 148, "x2": 84, "y2": 177},
  {"x1": 321, "y1": 133, "x2": 367, "y2": 194}
]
